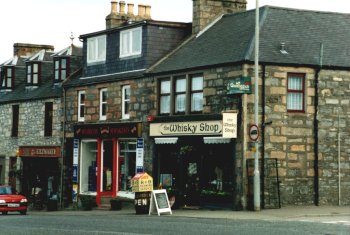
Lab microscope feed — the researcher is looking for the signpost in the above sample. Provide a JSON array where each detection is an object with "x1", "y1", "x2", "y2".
[{"x1": 149, "y1": 189, "x2": 172, "y2": 216}]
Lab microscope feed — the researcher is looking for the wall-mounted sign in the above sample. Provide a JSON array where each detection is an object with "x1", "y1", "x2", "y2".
[
  {"x1": 18, "y1": 146, "x2": 61, "y2": 158},
  {"x1": 249, "y1": 124, "x2": 259, "y2": 141},
  {"x1": 227, "y1": 76, "x2": 252, "y2": 94},
  {"x1": 150, "y1": 120, "x2": 222, "y2": 137},
  {"x1": 74, "y1": 123, "x2": 141, "y2": 138},
  {"x1": 222, "y1": 112, "x2": 238, "y2": 138}
]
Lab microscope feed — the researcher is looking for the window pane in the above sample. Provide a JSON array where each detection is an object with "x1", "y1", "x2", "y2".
[
  {"x1": 121, "y1": 32, "x2": 129, "y2": 55},
  {"x1": 176, "y1": 78, "x2": 186, "y2": 92},
  {"x1": 97, "y1": 37, "x2": 106, "y2": 60},
  {"x1": 61, "y1": 59, "x2": 67, "y2": 69},
  {"x1": 102, "y1": 104, "x2": 107, "y2": 116},
  {"x1": 27, "y1": 65, "x2": 31, "y2": 74},
  {"x1": 88, "y1": 39, "x2": 95, "y2": 61},
  {"x1": 124, "y1": 87, "x2": 130, "y2": 100},
  {"x1": 160, "y1": 96, "x2": 170, "y2": 114},
  {"x1": 132, "y1": 29, "x2": 141, "y2": 53},
  {"x1": 191, "y1": 92, "x2": 203, "y2": 112},
  {"x1": 175, "y1": 94, "x2": 186, "y2": 112},
  {"x1": 2, "y1": 79, "x2": 5, "y2": 87},
  {"x1": 80, "y1": 106, "x2": 85, "y2": 118},
  {"x1": 7, "y1": 68, "x2": 12, "y2": 77},
  {"x1": 55, "y1": 60, "x2": 59, "y2": 70},
  {"x1": 33, "y1": 64, "x2": 38, "y2": 73},
  {"x1": 287, "y1": 93, "x2": 303, "y2": 110},
  {"x1": 27, "y1": 75, "x2": 31, "y2": 83},
  {"x1": 61, "y1": 70, "x2": 66, "y2": 80},
  {"x1": 7, "y1": 78, "x2": 11, "y2": 87},
  {"x1": 102, "y1": 90, "x2": 107, "y2": 102},
  {"x1": 161, "y1": 80, "x2": 170, "y2": 94},
  {"x1": 288, "y1": 76, "x2": 302, "y2": 90},
  {"x1": 33, "y1": 74, "x2": 38, "y2": 84},
  {"x1": 55, "y1": 71, "x2": 59, "y2": 80},
  {"x1": 192, "y1": 76, "x2": 203, "y2": 91}
]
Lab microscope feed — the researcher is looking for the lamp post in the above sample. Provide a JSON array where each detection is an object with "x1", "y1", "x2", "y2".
[{"x1": 254, "y1": 0, "x2": 261, "y2": 211}]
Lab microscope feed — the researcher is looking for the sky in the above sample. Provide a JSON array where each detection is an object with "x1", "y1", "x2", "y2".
[{"x1": 1, "y1": 0, "x2": 349, "y2": 63}]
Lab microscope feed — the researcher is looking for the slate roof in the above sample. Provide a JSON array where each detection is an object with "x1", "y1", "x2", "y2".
[{"x1": 149, "y1": 6, "x2": 350, "y2": 75}]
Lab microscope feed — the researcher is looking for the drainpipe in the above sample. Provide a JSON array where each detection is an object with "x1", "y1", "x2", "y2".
[
  {"x1": 313, "y1": 43, "x2": 323, "y2": 206},
  {"x1": 60, "y1": 86, "x2": 67, "y2": 209},
  {"x1": 261, "y1": 65, "x2": 266, "y2": 209}
]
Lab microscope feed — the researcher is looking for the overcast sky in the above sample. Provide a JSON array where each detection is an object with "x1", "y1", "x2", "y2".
[{"x1": 1, "y1": 0, "x2": 349, "y2": 63}]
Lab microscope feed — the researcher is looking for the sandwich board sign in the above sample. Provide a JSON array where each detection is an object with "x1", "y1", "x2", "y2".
[{"x1": 148, "y1": 189, "x2": 172, "y2": 216}]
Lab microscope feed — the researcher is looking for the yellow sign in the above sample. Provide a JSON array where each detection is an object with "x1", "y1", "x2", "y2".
[{"x1": 131, "y1": 172, "x2": 153, "y2": 192}]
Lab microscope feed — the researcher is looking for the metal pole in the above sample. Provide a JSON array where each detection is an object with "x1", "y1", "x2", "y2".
[
  {"x1": 338, "y1": 109, "x2": 341, "y2": 206},
  {"x1": 254, "y1": 0, "x2": 261, "y2": 211}
]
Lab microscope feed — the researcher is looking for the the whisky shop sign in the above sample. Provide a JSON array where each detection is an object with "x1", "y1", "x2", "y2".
[{"x1": 150, "y1": 120, "x2": 222, "y2": 136}]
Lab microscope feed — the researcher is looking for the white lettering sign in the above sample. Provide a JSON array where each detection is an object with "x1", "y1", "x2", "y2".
[
  {"x1": 150, "y1": 121, "x2": 222, "y2": 136},
  {"x1": 222, "y1": 112, "x2": 237, "y2": 138}
]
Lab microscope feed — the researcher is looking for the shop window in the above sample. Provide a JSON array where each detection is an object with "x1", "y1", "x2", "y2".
[
  {"x1": 78, "y1": 90, "x2": 85, "y2": 122},
  {"x1": 120, "y1": 27, "x2": 142, "y2": 58},
  {"x1": 87, "y1": 35, "x2": 106, "y2": 64},
  {"x1": 44, "y1": 102, "x2": 53, "y2": 137},
  {"x1": 287, "y1": 73, "x2": 305, "y2": 112},
  {"x1": 119, "y1": 140, "x2": 136, "y2": 191},
  {"x1": 99, "y1": 88, "x2": 107, "y2": 120},
  {"x1": 122, "y1": 85, "x2": 130, "y2": 119},
  {"x1": 26, "y1": 62, "x2": 41, "y2": 85},
  {"x1": 80, "y1": 141, "x2": 97, "y2": 193},
  {"x1": 11, "y1": 105, "x2": 19, "y2": 137},
  {"x1": 54, "y1": 57, "x2": 69, "y2": 81}
]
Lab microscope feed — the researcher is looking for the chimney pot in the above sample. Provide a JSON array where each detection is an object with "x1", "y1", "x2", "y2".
[
  {"x1": 145, "y1": 5, "x2": 151, "y2": 19},
  {"x1": 119, "y1": 1, "x2": 126, "y2": 15},
  {"x1": 138, "y1": 4, "x2": 146, "y2": 17},
  {"x1": 127, "y1": 3, "x2": 134, "y2": 16},
  {"x1": 111, "y1": 0, "x2": 118, "y2": 14}
]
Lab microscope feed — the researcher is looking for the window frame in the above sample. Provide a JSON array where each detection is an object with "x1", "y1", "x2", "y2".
[
  {"x1": 54, "y1": 57, "x2": 70, "y2": 81},
  {"x1": 87, "y1": 35, "x2": 106, "y2": 64},
  {"x1": 158, "y1": 74, "x2": 204, "y2": 115},
  {"x1": 1, "y1": 66, "x2": 14, "y2": 89},
  {"x1": 287, "y1": 73, "x2": 305, "y2": 113},
  {"x1": 119, "y1": 27, "x2": 142, "y2": 58},
  {"x1": 99, "y1": 88, "x2": 107, "y2": 121},
  {"x1": 26, "y1": 62, "x2": 41, "y2": 85},
  {"x1": 78, "y1": 90, "x2": 86, "y2": 122},
  {"x1": 122, "y1": 85, "x2": 130, "y2": 119}
]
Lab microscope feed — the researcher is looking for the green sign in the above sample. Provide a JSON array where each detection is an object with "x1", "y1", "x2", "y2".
[{"x1": 227, "y1": 76, "x2": 252, "y2": 94}]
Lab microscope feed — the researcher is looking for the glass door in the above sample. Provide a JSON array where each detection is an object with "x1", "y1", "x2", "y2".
[{"x1": 101, "y1": 140, "x2": 113, "y2": 193}]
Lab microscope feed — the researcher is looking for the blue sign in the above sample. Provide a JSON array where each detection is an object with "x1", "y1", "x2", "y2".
[
  {"x1": 137, "y1": 138, "x2": 144, "y2": 148},
  {"x1": 72, "y1": 165, "x2": 78, "y2": 183}
]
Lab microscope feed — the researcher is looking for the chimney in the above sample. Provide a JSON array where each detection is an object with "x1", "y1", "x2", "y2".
[
  {"x1": 127, "y1": 3, "x2": 134, "y2": 16},
  {"x1": 13, "y1": 43, "x2": 54, "y2": 57},
  {"x1": 106, "y1": 1, "x2": 126, "y2": 29},
  {"x1": 119, "y1": 1, "x2": 126, "y2": 15},
  {"x1": 192, "y1": 0, "x2": 247, "y2": 34}
]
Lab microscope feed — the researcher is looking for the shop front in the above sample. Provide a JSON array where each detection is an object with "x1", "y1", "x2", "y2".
[
  {"x1": 150, "y1": 118, "x2": 237, "y2": 210},
  {"x1": 19, "y1": 146, "x2": 61, "y2": 207},
  {"x1": 73, "y1": 123, "x2": 142, "y2": 205}
]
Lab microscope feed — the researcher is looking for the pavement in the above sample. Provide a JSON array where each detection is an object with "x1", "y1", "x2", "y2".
[{"x1": 28, "y1": 203, "x2": 350, "y2": 222}]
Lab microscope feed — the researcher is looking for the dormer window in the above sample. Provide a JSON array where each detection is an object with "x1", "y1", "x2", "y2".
[
  {"x1": 54, "y1": 57, "x2": 70, "y2": 81},
  {"x1": 1, "y1": 66, "x2": 14, "y2": 89},
  {"x1": 26, "y1": 62, "x2": 41, "y2": 85},
  {"x1": 120, "y1": 27, "x2": 142, "y2": 58}
]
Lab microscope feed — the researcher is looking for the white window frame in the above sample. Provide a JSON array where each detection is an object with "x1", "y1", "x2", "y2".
[
  {"x1": 78, "y1": 90, "x2": 86, "y2": 122},
  {"x1": 120, "y1": 27, "x2": 142, "y2": 58},
  {"x1": 122, "y1": 85, "x2": 130, "y2": 119},
  {"x1": 99, "y1": 88, "x2": 107, "y2": 120},
  {"x1": 87, "y1": 35, "x2": 106, "y2": 64}
]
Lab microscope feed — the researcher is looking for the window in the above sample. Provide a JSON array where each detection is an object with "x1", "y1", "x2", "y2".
[
  {"x1": 158, "y1": 74, "x2": 204, "y2": 115},
  {"x1": 160, "y1": 79, "x2": 171, "y2": 114},
  {"x1": 120, "y1": 27, "x2": 142, "y2": 58},
  {"x1": 175, "y1": 76, "x2": 186, "y2": 113},
  {"x1": 1, "y1": 66, "x2": 14, "y2": 89},
  {"x1": 78, "y1": 91, "x2": 85, "y2": 122},
  {"x1": 87, "y1": 35, "x2": 106, "y2": 64},
  {"x1": 287, "y1": 73, "x2": 305, "y2": 112},
  {"x1": 119, "y1": 140, "x2": 136, "y2": 191},
  {"x1": 26, "y1": 62, "x2": 40, "y2": 85},
  {"x1": 54, "y1": 57, "x2": 69, "y2": 81},
  {"x1": 44, "y1": 102, "x2": 53, "y2": 137},
  {"x1": 80, "y1": 140, "x2": 97, "y2": 193},
  {"x1": 100, "y1": 88, "x2": 107, "y2": 120},
  {"x1": 191, "y1": 75, "x2": 203, "y2": 112},
  {"x1": 12, "y1": 105, "x2": 19, "y2": 137},
  {"x1": 122, "y1": 85, "x2": 130, "y2": 119}
]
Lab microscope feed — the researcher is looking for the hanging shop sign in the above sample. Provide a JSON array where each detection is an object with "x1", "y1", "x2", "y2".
[
  {"x1": 227, "y1": 76, "x2": 252, "y2": 94},
  {"x1": 150, "y1": 120, "x2": 222, "y2": 136},
  {"x1": 18, "y1": 146, "x2": 61, "y2": 158},
  {"x1": 74, "y1": 123, "x2": 141, "y2": 138},
  {"x1": 222, "y1": 112, "x2": 238, "y2": 138}
]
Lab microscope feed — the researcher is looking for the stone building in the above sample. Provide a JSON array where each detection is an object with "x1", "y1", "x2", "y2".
[
  {"x1": 146, "y1": 1, "x2": 350, "y2": 208},
  {"x1": 62, "y1": 1, "x2": 191, "y2": 206},
  {"x1": 0, "y1": 43, "x2": 82, "y2": 206}
]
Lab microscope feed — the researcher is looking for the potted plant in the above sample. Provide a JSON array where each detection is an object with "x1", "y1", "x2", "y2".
[
  {"x1": 79, "y1": 195, "x2": 96, "y2": 210},
  {"x1": 110, "y1": 197, "x2": 122, "y2": 210}
]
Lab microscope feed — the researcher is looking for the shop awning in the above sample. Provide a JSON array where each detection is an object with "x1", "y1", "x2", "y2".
[
  {"x1": 203, "y1": 137, "x2": 231, "y2": 144},
  {"x1": 154, "y1": 137, "x2": 178, "y2": 144}
]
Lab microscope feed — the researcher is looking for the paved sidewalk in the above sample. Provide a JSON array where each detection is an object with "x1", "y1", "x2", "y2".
[{"x1": 29, "y1": 205, "x2": 350, "y2": 222}]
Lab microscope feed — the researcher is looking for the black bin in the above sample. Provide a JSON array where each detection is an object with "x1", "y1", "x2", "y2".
[{"x1": 134, "y1": 192, "x2": 151, "y2": 214}]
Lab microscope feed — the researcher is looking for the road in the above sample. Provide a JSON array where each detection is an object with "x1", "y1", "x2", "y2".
[{"x1": 0, "y1": 211, "x2": 349, "y2": 235}]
